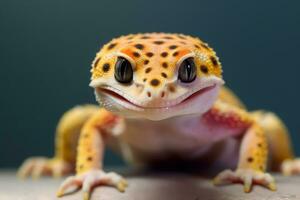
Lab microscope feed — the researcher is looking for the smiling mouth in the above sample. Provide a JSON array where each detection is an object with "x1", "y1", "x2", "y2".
[{"x1": 96, "y1": 84, "x2": 216, "y2": 110}]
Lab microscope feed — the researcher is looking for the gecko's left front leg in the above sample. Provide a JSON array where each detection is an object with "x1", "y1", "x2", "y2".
[
  {"x1": 212, "y1": 102, "x2": 276, "y2": 192},
  {"x1": 56, "y1": 109, "x2": 127, "y2": 200}
]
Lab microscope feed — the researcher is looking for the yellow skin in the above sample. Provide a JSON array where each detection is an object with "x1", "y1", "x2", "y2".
[{"x1": 18, "y1": 33, "x2": 300, "y2": 200}]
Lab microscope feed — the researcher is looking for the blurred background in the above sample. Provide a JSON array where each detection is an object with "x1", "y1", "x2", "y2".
[{"x1": 0, "y1": 0, "x2": 299, "y2": 168}]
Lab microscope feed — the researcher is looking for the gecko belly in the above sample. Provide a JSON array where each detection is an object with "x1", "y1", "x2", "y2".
[{"x1": 114, "y1": 114, "x2": 244, "y2": 169}]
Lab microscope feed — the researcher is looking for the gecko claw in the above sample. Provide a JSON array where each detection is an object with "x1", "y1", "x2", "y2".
[
  {"x1": 117, "y1": 179, "x2": 128, "y2": 192},
  {"x1": 242, "y1": 173, "x2": 253, "y2": 193},
  {"x1": 56, "y1": 176, "x2": 82, "y2": 198},
  {"x1": 56, "y1": 191, "x2": 64, "y2": 198},
  {"x1": 83, "y1": 192, "x2": 90, "y2": 200},
  {"x1": 267, "y1": 182, "x2": 277, "y2": 191}
]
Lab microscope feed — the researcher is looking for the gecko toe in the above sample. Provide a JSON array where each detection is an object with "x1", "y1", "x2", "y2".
[
  {"x1": 282, "y1": 159, "x2": 300, "y2": 176},
  {"x1": 57, "y1": 176, "x2": 82, "y2": 197}
]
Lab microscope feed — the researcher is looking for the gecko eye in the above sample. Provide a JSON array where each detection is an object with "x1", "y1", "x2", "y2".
[
  {"x1": 114, "y1": 57, "x2": 133, "y2": 84},
  {"x1": 178, "y1": 58, "x2": 196, "y2": 83}
]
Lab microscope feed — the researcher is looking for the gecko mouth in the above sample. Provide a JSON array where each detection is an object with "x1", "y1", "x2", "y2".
[{"x1": 96, "y1": 84, "x2": 216, "y2": 110}]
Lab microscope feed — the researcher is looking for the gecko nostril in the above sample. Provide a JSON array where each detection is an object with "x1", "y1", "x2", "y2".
[
  {"x1": 147, "y1": 92, "x2": 152, "y2": 98},
  {"x1": 161, "y1": 91, "x2": 165, "y2": 98}
]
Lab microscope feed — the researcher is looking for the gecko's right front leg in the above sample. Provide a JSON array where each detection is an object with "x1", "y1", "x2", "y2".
[{"x1": 56, "y1": 109, "x2": 127, "y2": 200}]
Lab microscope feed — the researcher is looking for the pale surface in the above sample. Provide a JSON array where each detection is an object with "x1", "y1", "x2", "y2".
[{"x1": 0, "y1": 170, "x2": 300, "y2": 200}]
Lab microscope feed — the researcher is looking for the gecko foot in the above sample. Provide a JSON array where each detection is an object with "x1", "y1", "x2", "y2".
[
  {"x1": 17, "y1": 157, "x2": 73, "y2": 179},
  {"x1": 56, "y1": 170, "x2": 128, "y2": 200},
  {"x1": 213, "y1": 169, "x2": 276, "y2": 193},
  {"x1": 281, "y1": 158, "x2": 300, "y2": 176}
]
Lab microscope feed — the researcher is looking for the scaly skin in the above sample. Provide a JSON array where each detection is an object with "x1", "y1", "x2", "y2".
[{"x1": 18, "y1": 33, "x2": 300, "y2": 199}]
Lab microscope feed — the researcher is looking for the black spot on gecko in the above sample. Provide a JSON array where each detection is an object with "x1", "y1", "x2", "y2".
[
  {"x1": 200, "y1": 65, "x2": 209, "y2": 74},
  {"x1": 257, "y1": 143, "x2": 262, "y2": 148},
  {"x1": 162, "y1": 62, "x2": 168, "y2": 68},
  {"x1": 94, "y1": 57, "x2": 101, "y2": 68},
  {"x1": 194, "y1": 44, "x2": 201, "y2": 49},
  {"x1": 145, "y1": 68, "x2": 152, "y2": 73},
  {"x1": 153, "y1": 41, "x2": 164, "y2": 45},
  {"x1": 201, "y1": 43, "x2": 210, "y2": 50},
  {"x1": 144, "y1": 60, "x2": 150, "y2": 65},
  {"x1": 146, "y1": 52, "x2": 154, "y2": 57},
  {"x1": 169, "y1": 45, "x2": 178, "y2": 50},
  {"x1": 161, "y1": 52, "x2": 168, "y2": 57},
  {"x1": 210, "y1": 56, "x2": 218, "y2": 67},
  {"x1": 107, "y1": 43, "x2": 117, "y2": 50},
  {"x1": 172, "y1": 51, "x2": 179, "y2": 57},
  {"x1": 247, "y1": 157, "x2": 254, "y2": 163},
  {"x1": 87, "y1": 157, "x2": 93, "y2": 161},
  {"x1": 102, "y1": 63, "x2": 110, "y2": 72},
  {"x1": 133, "y1": 52, "x2": 141, "y2": 58},
  {"x1": 168, "y1": 85, "x2": 176, "y2": 92},
  {"x1": 134, "y1": 44, "x2": 144, "y2": 50},
  {"x1": 161, "y1": 72, "x2": 167, "y2": 78}
]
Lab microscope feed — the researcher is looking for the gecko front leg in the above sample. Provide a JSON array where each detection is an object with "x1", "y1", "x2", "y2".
[
  {"x1": 18, "y1": 105, "x2": 99, "y2": 179},
  {"x1": 56, "y1": 109, "x2": 127, "y2": 200},
  {"x1": 212, "y1": 102, "x2": 276, "y2": 192}
]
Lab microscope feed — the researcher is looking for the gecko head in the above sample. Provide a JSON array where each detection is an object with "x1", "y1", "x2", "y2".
[{"x1": 89, "y1": 33, "x2": 224, "y2": 121}]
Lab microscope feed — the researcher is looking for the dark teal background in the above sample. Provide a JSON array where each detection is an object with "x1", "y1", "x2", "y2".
[{"x1": 0, "y1": 0, "x2": 299, "y2": 168}]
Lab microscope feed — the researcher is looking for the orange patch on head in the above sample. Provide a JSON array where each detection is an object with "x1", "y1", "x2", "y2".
[
  {"x1": 173, "y1": 49, "x2": 190, "y2": 58},
  {"x1": 120, "y1": 48, "x2": 140, "y2": 59}
]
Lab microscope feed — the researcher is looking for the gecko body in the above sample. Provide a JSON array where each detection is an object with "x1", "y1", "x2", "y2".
[{"x1": 18, "y1": 33, "x2": 300, "y2": 200}]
